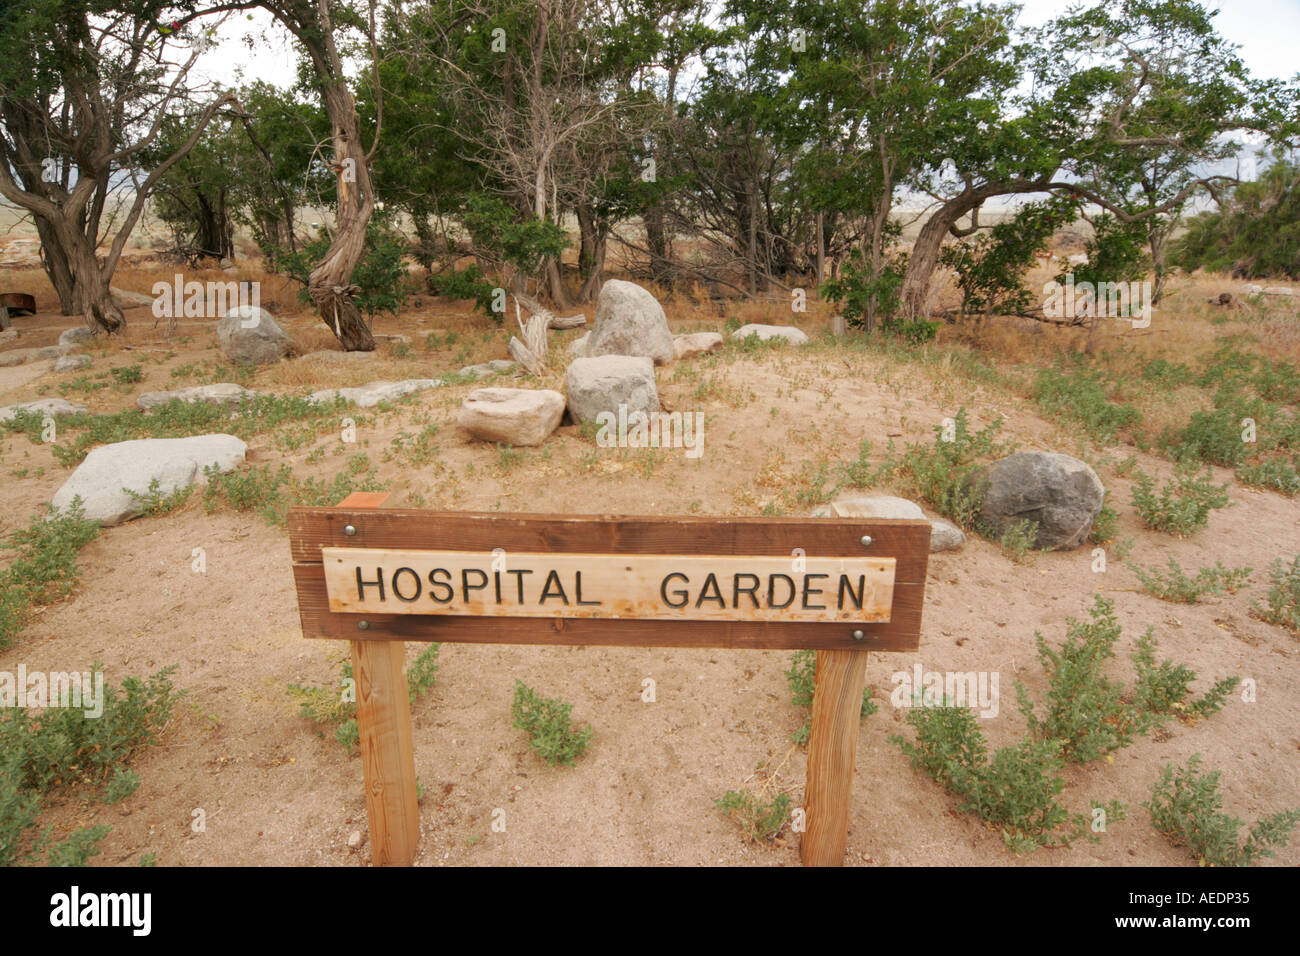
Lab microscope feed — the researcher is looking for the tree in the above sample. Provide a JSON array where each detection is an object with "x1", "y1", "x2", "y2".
[{"x1": 0, "y1": 2, "x2": 236, "y2": 331}]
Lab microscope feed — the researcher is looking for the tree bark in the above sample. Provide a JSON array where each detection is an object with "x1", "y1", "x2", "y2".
[{"x1": 35, "y1": 217, "x2": 78, "y2": 315}]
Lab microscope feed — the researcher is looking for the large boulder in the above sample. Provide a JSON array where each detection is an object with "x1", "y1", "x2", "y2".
[
  {"x1": 308, "y1": 379, "x2": 441, "y2": 408},
  {"x1": 110, "y1": 287, "x2": 155, "y2": 309},
  {"x1": 53, "y1": 354, "x2": 92, "y2": 373},
  {"x1": 217, "y1": 306, "x2": 293, "y2": 365},
  {"x1": 137, "y1": 383, "x2": 259, "y2": 411},
  {"x1": 809, "y1": 495, "x2": 965, "y2": 553},
  {"x1": 975, "y1": 451, "x2": 1104, "y2": 550},
  {"x1": 673, "y1": 332, "x2": 724, "y2": 360},
  {"x1": 585, "y1": 279, "x2": 674, "y2": 365},
  {"x1": 565, "y1": 355, "x2": 659, "y2": 425},
  {"x1": 58, "y1": 327, "x2": 97, "y2": 348},
  {"x1": 458, "y1": 387, "x2": 565, "y2": 446},
  {"x1": 51, "y1": 434, "x2": 247, "y2": 526}
]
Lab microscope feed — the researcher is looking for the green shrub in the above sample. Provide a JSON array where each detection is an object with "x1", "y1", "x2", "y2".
[
  {"x1": 716, "y1": 790, "x2": 792, "y2": 843},
  {"x1": 1236, "y1": 458, "x2": 1300, "y2": 496},
  {"x1": 47, "y1": 825, "x2": 113, "y2": 866},
  {"x1": 1089, "y1": 492, "x2": 1119, "y2": 544},
  {"x1": 103, "y1": 767, "x2": 141, "y2": 805},
  {"x1": 1145, "y1": 754, "x2": 1300, "y2": 866},
  {"x1": 406, "y1": 645, "x2": 440, "y2": 705},
  {"x1": 992, "y1": 518, "x2": 1039, "y2": 563},
  {"x1": 0, "y1": 666, "x2": 177, "y2": 865},
  {"x1": 1034, "y1": 365, "x2": 1139, "y2": 445},
  {"x1": 1129, "y1": 558, "x2": 1252, "y2": 604},
  {"x1": 109, "y1": 365, "x2": 144, "y2": 385},
  {"x1": 511, "y1": 680, "x2": 592, "y2": 767},
  {"x1": 895, "y1": 408, "x2": 1011, "y2": 530},
  {"x1": 1131, "y1": 630, "x2": 1239, "y2": 722},
  {"x1": 125, "y1": 477, "x2": 193, "y2": 517},
  {"x1": 0, "y1": 502, "x2": 101, "y2": 649},
  {"x1": 1130, "y1": 463, "x2": 1230, "y2": 536},
  {"x1": 1252, "y1": 554, "x2": 1300, "y2": 633}
]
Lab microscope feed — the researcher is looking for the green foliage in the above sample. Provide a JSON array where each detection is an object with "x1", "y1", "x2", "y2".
[
  {"x1": 1130, "y1": 463, "x2": 1231, "y2": 536},
  {"x1": 1172, "y1": 159, "x2": 1300, "y2": 280},
  {"x1": 823, "y1": 247, "x2": 907, "y2": 334},
  {"x1": 895, "y1": 408, "x2": 1011, "y2": 530},
  {"x1": 1145, "y1": 755, "x2": 1300, "y2": 866},
  {"x1": 511, "y1": 680, "x2": 592, "y2": 767},
  {"x1": 462, "y1": 193, "x2": 571, "y2": 281},
  {"x1": 1034, "y1": 365, "x2": 1139, "y2": 445},
  {"x1": 47, "y1": 825, "x2": 112, "y2": 866},
  {"x1": 202, "y1": 457, "x2": 387, "y2": 528},
  {"x1": 0, "y1": 666, "x2": 177, "y2": 865},
  {"x1": 715, "y1": 790, "x2": 791, "y2": 844},
  {"x1": 1089, "y1": 492, "x2": 1118, "y2": 544},
  {"x1": 103, "y1": 767, "x2": 141, "y2": 805},
  {"x1": 1131, "y1": 630, "x2": 1240, "y2": 721},
  {"x1": 1018, "y1": 596, "x2": 1138, "y2": 764},
  {"x1": 125, "y1": 477, "x2": 193, "y2": 517},
  {"x1": 1236, "y1": 458, "x2": 1300, "y2": 496},
  {"x1": 786, "y1": 649, "x2": 875, "y2": 744},
  {"x1": 0, "y1": 501, "x2": 100, "y2": 649},
  {"x1": 1129, "y1": 558, "x2": 1252, "y2": 604},
  {"x1": 995, "y1": 518, "x2": 1039, "y2": 563},
  {"x1": 1252, "y1": 554, "x2": 1300, "y2": 633},
  {"x1": 432, "y1": 264, "x2": 499, "y2": 316},
  {"x1": 407, "y1": 645, "x2": 441, "y2": 705},
  {"x1": 271, "y1": 218, "x2": 413, "y2": 321},
  {"x1": 110, "y1": 364, "x2": 144, "y2": 385},
  {"x1": 1140, "y1": 359, "x2": 1195, "y2": 389}
]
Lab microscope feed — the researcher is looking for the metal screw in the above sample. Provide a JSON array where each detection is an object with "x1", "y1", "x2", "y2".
[
  {"x1": 852, "y1": 629, "x2": 865, "y2": 641},
  {"x1": 344, "y1": 525, "x2": 357, "y2": 536},
  {"x1": 860, "y1": 535, "x2": 872, "y2": 547},
  {"x1": 358, "y1": 620, "x2": 370, "y2": 631}
]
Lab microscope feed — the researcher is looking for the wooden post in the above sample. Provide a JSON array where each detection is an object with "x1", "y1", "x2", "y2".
[
  {"x1": 800, "y1": 648, "x2": 870, "y2": 866},
  {"x1": 337, "y1": 492, "x2": 420, "y2": 866}
]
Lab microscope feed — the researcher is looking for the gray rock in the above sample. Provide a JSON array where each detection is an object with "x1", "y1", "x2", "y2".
[
  {"x1": 50, "y1": 434, "x2": 246, "y2": 526},
  {"x1": 730, "y1": 324, "x2": 810, "y2": 346},
  {"x1": 58, "y1": 327, "x2": 97, "y2": 347},
  {"x1": 673, "y1": 332, "x2": 724, "y2": 359},
  {"x1": 458, "y1": 387, "x2": 565, "y2": 446},
  {"x1": 565, "y1": 355, "x2": 659, "y2": 424},
  {"x1": 975, "y1": 451, "x2": 1104, "y2": 551},
  {"x1": 567, "y1": 332, "x2": 590, "y2": 358},
  {"x1": 308, "y1": 379, "x2": 441, "y2": 408},
  {"x1": 217, "y1": 306, "x2": 293, "y2": 365},
  {"x1": 928, "y1": 517, "x2": 966, "y2": 553},
  {"x1": 299, "y1": 349, "x2": 376, "y2": 363},
  {"x1": 809, "y1": 495, "x2": 966, "y2": 554},
  {"x1": 0, "y1": 329, "x2": 18, "y2": 344},
  {"x1": 110, "y1": 287, "x2": 155, "y2": 309},
  {"x1": 53, "y1": 354, "x2": 92, "y2": 373},
  {"x1": 137, "y1": 383, "x2": 259, "y2": 411},
  {"x1": 0, "y1": 397, "x2": 87, "y2": 422},
  {"x1": 375, "y1": 333, "x2": 413, "y2": 345},
  {"x1": 585, "y1": 279, "x2": 675, "y2": 365}
]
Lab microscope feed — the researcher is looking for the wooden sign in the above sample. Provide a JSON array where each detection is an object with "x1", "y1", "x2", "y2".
[
  {"x1": 322, "y1": 549, "x2": 896, "y2": 623},
  {"x1": 289, "y1": 498, "x2": 931, "y2": 868}
]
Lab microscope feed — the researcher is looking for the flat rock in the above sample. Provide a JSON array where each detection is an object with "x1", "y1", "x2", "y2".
[
  {"x1": 299, "y1": 349, "x2": 376, "y2": 362},
  {"x1": 0, "y1": 345, "x2": 66, "y2": 366},
  {"x1": 0, "y1": 397, "x2": 87, "y2": 422},
  {"x1": 53, "y1": 354, "x2": 92, "y2": 373},
  {"x1": 565, "y1": 355, "x2": 658, "y2": 424},
  {"x1": 217, "y1": 306, "x2": 293, "y2": 365},
  {"x1": 0, "y1": 329, "x2": 18, "y2": 344},
  {"x1": 928, "y1": 517, "x2": 967, "y2": 553},
  {"x1": 585, "y1": 279, "x2": 675, "y2": 365},
  {"x1": 975, "y1": 451, "x2": 1104, "y2": 551},
  {"x1": 51, "y1": 434, "x2": 246, "y2": 526},
  {"x1": 308, "y1": 379, "x2": 442, "y2": 408},
  {"x1": 137, "y1": 383, "x2": 259, "y2": 410},
  {"x1": 673, "y1": 332, "x2": 724, "y2": 359},
  {"x1": 375, "y1": 333, "x2": 413, "y2": 345},
  {"x1": 730, "y1": 324, "x2": 809, "y2": 345},
  {"x1": 458, "y1": 387, "x2": 565, "y2": 446}
]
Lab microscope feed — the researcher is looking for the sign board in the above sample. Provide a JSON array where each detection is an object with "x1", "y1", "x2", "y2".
[
  {"x1": 291, "y1": 509, "x2": 929, "y2": 650},
  {"x1": 289, "y1": 501, "x2": 932, "y2": 868}
]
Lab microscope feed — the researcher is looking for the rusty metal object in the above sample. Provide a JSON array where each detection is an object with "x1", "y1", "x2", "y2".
[{"x1": 0, "y1": 293, "x2": 36, "y2": 316}]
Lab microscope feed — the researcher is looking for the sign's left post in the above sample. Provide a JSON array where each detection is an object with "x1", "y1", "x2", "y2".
[{"x1": 336, "y1": 492, "x2": 420, "y2": 866}]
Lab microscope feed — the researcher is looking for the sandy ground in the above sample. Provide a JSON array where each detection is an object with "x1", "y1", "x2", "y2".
[{"x1": 1, "y1": 255, "x2": 1297, "y2": 867}]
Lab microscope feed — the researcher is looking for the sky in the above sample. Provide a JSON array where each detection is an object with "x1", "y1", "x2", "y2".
[{"x1": 201, "y1": 0, "x2": 1300, "y2": 91}]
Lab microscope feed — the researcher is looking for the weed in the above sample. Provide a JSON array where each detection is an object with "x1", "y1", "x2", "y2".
[
  {"x1": 407, "y1": 645, "x2": 441, "y2": 705},
  {"x1": 511, "y1": 680, "x2": 592, "y2": 767},
  {"x1": 1089, "y1": 492, "x2": 1118, "y2": 544},
  {"x1": 1251, "y1": 554, "x2": 1300, "y2": 633},
  {"x1": 125, "y1": 477, "x2": 193, "y2": 517},
  {"x1": 1145, "y1": 754, "x2": 1300, "y2": 866},
  {"x1": 109, "y1": 365, "x2": 144, "y2": 385},
  {"x1": 715, "y1": 790, "x2": 792, "y2": 843},
  {"x1": 1035, "y1": 365, "x2": 1139, "y2": 445},
  {"x1": 1129, "y1": 558, "x2": 1252, "y2": 604},
  {"x1": 1131, "y1": 630, "x2": 1240, "y2": 722},
  {"x1": 785, "y1": 650, "x2": 875, "y2": 744},
  {"x1": 0, "y1": 501, "x2": 101, "y2": 650},
  {"x1": 895, "y1": 408, "x2": 1011, "y2": 529},
  {"x1": 1131, "y1": 463, "x2": 1230, "y2": 536},
  {"x1": 994, "y1": 518, "x2": 1039, "y2": 563},
  {"x1": 1236, "y1": 458, "x2": 1300, "y2": 496},
  {"x1": 103, "y1": 767, "x2": 141, "y2": 804}
]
